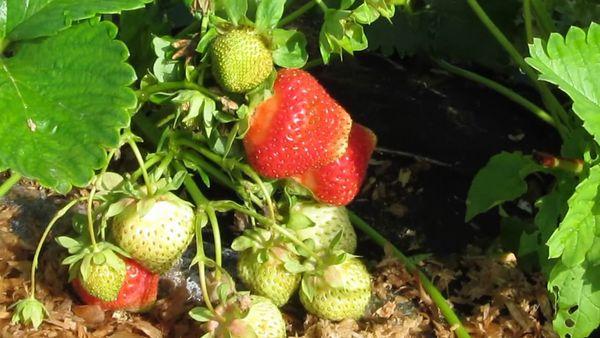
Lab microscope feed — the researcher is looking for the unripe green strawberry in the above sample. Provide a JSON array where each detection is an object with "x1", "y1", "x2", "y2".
[
  {"x1": 237, "y1": 247, "x2": 301, "y2": 307},
  {"x1": 243, "y1": 295, "x2": 286, "y2": 338},
  {"x1": 80, "y1": 256, "x2": 126, "y2": 301},
  {"x1": 210, "y1": 28, "x2": 273, "y2": 93},
  {"x1": 111, "y1": 192, "x2": 195, "y2": 274},
  {"x1": 197, "y1": 295, "x2": 286, "y2": 338},
  {"x1": 300, "y1": 256, "x2": 371, "y2": 321},
  {"x1": 293, "y1": 202, "x2": 357, "y2": 254}
]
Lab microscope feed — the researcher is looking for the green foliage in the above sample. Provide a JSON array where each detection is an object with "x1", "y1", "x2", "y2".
[
  {"x1": 465, "y1": 152, "x2": 542, "y2": 221},
  {"x1": 0, "y1": 21, "x2": 136, "y2": 192},
  {"x1": 272, "y1": 29, "x2": 308, "y2": 68},
  {"x1": 527, "y1": 23, "x2": 600, "y2": 145},
  {"x1": 319, "y1": 9, "x2": 368, "y2": 64},
  {"x1": 0, "y1": 0, "x2": 152, "y2": 41},
  {"x1": 547, "y1": 166, "x2": 600, "y2": 268},
  {"x1": 549, "y1": 261, "x2": 600, "y2": 338},
  {"x1": 366, "y1": 0, "x2": 520, "y2": 67},
  {"x1": 255, "y1": 0, "x2": 286, "y2": 31}
]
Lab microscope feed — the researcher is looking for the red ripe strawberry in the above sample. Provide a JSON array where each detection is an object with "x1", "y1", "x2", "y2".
[
  {"x1": 72, "y1": 258, "x2": 159, "y2": 312},
  {"x1": 244, "y1": 69, "x2": 352, "y2": 178},
  {"x1": 295, "y1": 124, "x2": 376, "y2": 206}
]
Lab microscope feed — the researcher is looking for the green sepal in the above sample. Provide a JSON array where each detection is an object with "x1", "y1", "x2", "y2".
[
  {"x1": 300, "y1": 276, "x2": 316, "y2": 302},
  {"x1": 10, "y1": 297, "x2": 48, "y2": 329},
  {"x1": 189, "y1": 306, "x2": 215, "y2": 322}
]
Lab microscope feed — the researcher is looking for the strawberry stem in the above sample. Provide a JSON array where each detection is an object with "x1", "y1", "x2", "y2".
[
  {"x1": 314, "y1": 0, "x2": 328, "y2": 13},
  {"x1": 86, "y1": 186, "x2": 98, "y2": 247},
  {"x1": 30, "y1": 198, "x2": 86, "y2": 299},
  {"x1": 181, "y1": 151, "x2": 238, "y2": 192},
  {"x1": 206, "y1": 205, "x2": 223, "y2": 272},
  {"x1": 347, "y1": 211, "x2": 472, "y2": 338},
  {"x1": 523, "y1": 0, "x2": 534, "y2": 44},
  {"x1": 278, "y1": 1, "x2": 318, "y2": 27},
  {"x1": 435, "y1": 60, "x2": 558, "y2": 130},
  {"x1": 195, "y1": 213, "x2": 218, "y2": 314},
  {"x1": 126, "y1": 137, "x2": 155, "y2": 197},
  {"x1": 211, "y1": 200, "x2": 319, "y2": 259},
  {"x1": 137, "y1": 81, "x2": 220, "y2": 102},
  {"x1": 173, "y1": 161, "x2": 224, "y2": 274},
  {"x1": 467, "y1": 0, "x2": 573, "y2": 134},
  {"x1": 533, "y1": 151, "x2": 584, "y2": 174},
  {"x1": 0, "y1": 172, "x2": 22, "y2": 198},
  {"x1": 176, "y1": 138, "x2": 276, "y2": 220}
]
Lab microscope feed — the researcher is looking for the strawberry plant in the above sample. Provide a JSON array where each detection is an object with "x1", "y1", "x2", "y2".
[
  {"x1": 427, "y1": 1, "x2": 600, "y2": 337},
  {"x1": 0, "y1": 0, "x2": 480, "y2": 337}
]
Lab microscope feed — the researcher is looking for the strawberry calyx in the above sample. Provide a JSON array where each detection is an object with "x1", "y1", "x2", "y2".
[
  {"x1": 190, "y1": 293, "x2": 284, "y2": 338},
  {"x1": 56, "y1": 238, "x2": 130, "y2": 301},
  {"x1": 288, "y1": 201, "x2": 358, "y2": 254},
  {"x1": 299, "y1": 250, "x2": 360, "y2": 301},
  {"x1": 231, "y1": 228, "x2": 305, "y2": 274}
]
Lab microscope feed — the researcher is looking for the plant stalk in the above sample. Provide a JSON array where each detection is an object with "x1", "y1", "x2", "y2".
[
  {"x1": 0, "y1": 172, "x2": 22, "y2": 198},
  {"x1": 436, "y1": 60, "x2": 560, "y2": 132},
  {"x1": 212, "y1": 200, "x2": 318, "y2": 258},
  {"x1": 206, "y1": 205, "x2": 223, "y2": 270},
  {"x1": 181, "y1": 151, "x2": 238, "y2": 192},
  {"x1": 347, "y1": 211, "x2": 472, "y2": 338},
  {"x1": 30, "y1": 198, "x2": 85, "y2": 297},
  {"x1": 466, "y1": 0, "x2": 572, "y2": 132},
  {"x1": 137, "y1": 81, "x2": 219, "y2": 102},
  {"x1": 176, "y1": 138, "x2": 276, "y2": 220},
  {"x1": 530, "y1": 0, "x2": 556, "y2": 37},
  {"x1": 195, "y1": 215, "x2": 217, "y2": 313},
  {"x1": 127, "y1": 138, "x2": 154, "y2": 196},
  {"x1": 279, "y1": 1, "x2": 318, "y2": 27},
  {"x1": 523, "y1": 0, "x2": 534, "y2": 43}
]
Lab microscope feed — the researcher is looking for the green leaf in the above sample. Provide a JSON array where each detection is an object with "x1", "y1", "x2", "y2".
[
  {"x1": 547, "y1": 166, "x2": 600, "y2": 267},
  {"x1": 152, "y1": 36, "x2": 185, "y2": 82},
  {"x1": 231, "y1": 235, "x2": 254, "y2": 251},
  {"x1": 287, "y1": 209, "x2": 314, "y2": 230},
  {"x1": 189, "y1": 306, "x2": 214, "y2": 322},
  {"x1": 1, "y1": 0, "x2": 152, "y2": 41},
  {"x1": 526, "y1": 23, "x2": 600, "y2": 144},
  {"x1": 172, "y1": 90, "x2": 217, "y2": 127},
  {"x1": 353, "y1": 3, "x2": 381, "y2": 25},
  {"x1": 272, "y1": 29, "x2": 308, "y2": 68},
  {"x1": 95, "y1": 172, "x2": 124, "y2": 192},
  {"x1": 221, "y1": 0, "x2": 248, "y2": 26},
  {"x1": 255, "y1": 0, "x2": 286, "y2": 31},
  {"x1": 0, "y1": 21, "x2": 135, "y2": 193},
  {"x1": 549, "y1": 261, "x2": 600, "y2": 338},
  {"x1": 55, "y1": 236, "x2": 82, "y2": 250},
  {"x1": 465, "y1": 152, "x2": 542, "y2": 221},
  {"x1": 217, "y1": 283, "x2": 230, "y2": 304},
  {"x1": 534, "y1": 177, "x2": 576, "y2": 274},
  {"x1": 284, "y1": 259, "x2": 306, "y2": 274},
  {"x1": 319, "y1": 9, "x2": 368, "y2": 64},
  {"x1": 196, "y1": 28, "x2": 218, "y2": 54}
]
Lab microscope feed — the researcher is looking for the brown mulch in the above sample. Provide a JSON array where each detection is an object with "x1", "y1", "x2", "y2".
[{"x1": 0, "y1": 182, "x2": 556, "y2": 338}]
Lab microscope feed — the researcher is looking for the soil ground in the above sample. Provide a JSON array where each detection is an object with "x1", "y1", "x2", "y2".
[{"x1": 0, "y1": 57, "x2": 559, "y2": 337}]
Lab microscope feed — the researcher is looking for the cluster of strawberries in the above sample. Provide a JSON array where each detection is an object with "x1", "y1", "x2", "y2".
[{"x1": 244, "y1": 69, "x2": 377, "y2": 206}]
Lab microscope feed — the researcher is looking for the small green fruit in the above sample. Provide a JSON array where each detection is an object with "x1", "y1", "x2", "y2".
[
  {"x1": 300, "y1": 256, "x2": 371, "y2": 321},
  {"x1": 210, "y1": 28, "x2": 273, "y2": 93},
  {"x1": 243, "y1": 295, "x2": 286, "y2": 338},
  {"x1": 80, "y1": 257, "x2": 126, "y2": 301},
  {"x1": 111, "y1": 193, "x2": 195, "y2": 274},
  {"x1": 294, "y1": 202, "x2": 357, "y2": 253},
  {"x1": 237, "y1": 247, "x2": 301, "y2": 307}
]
